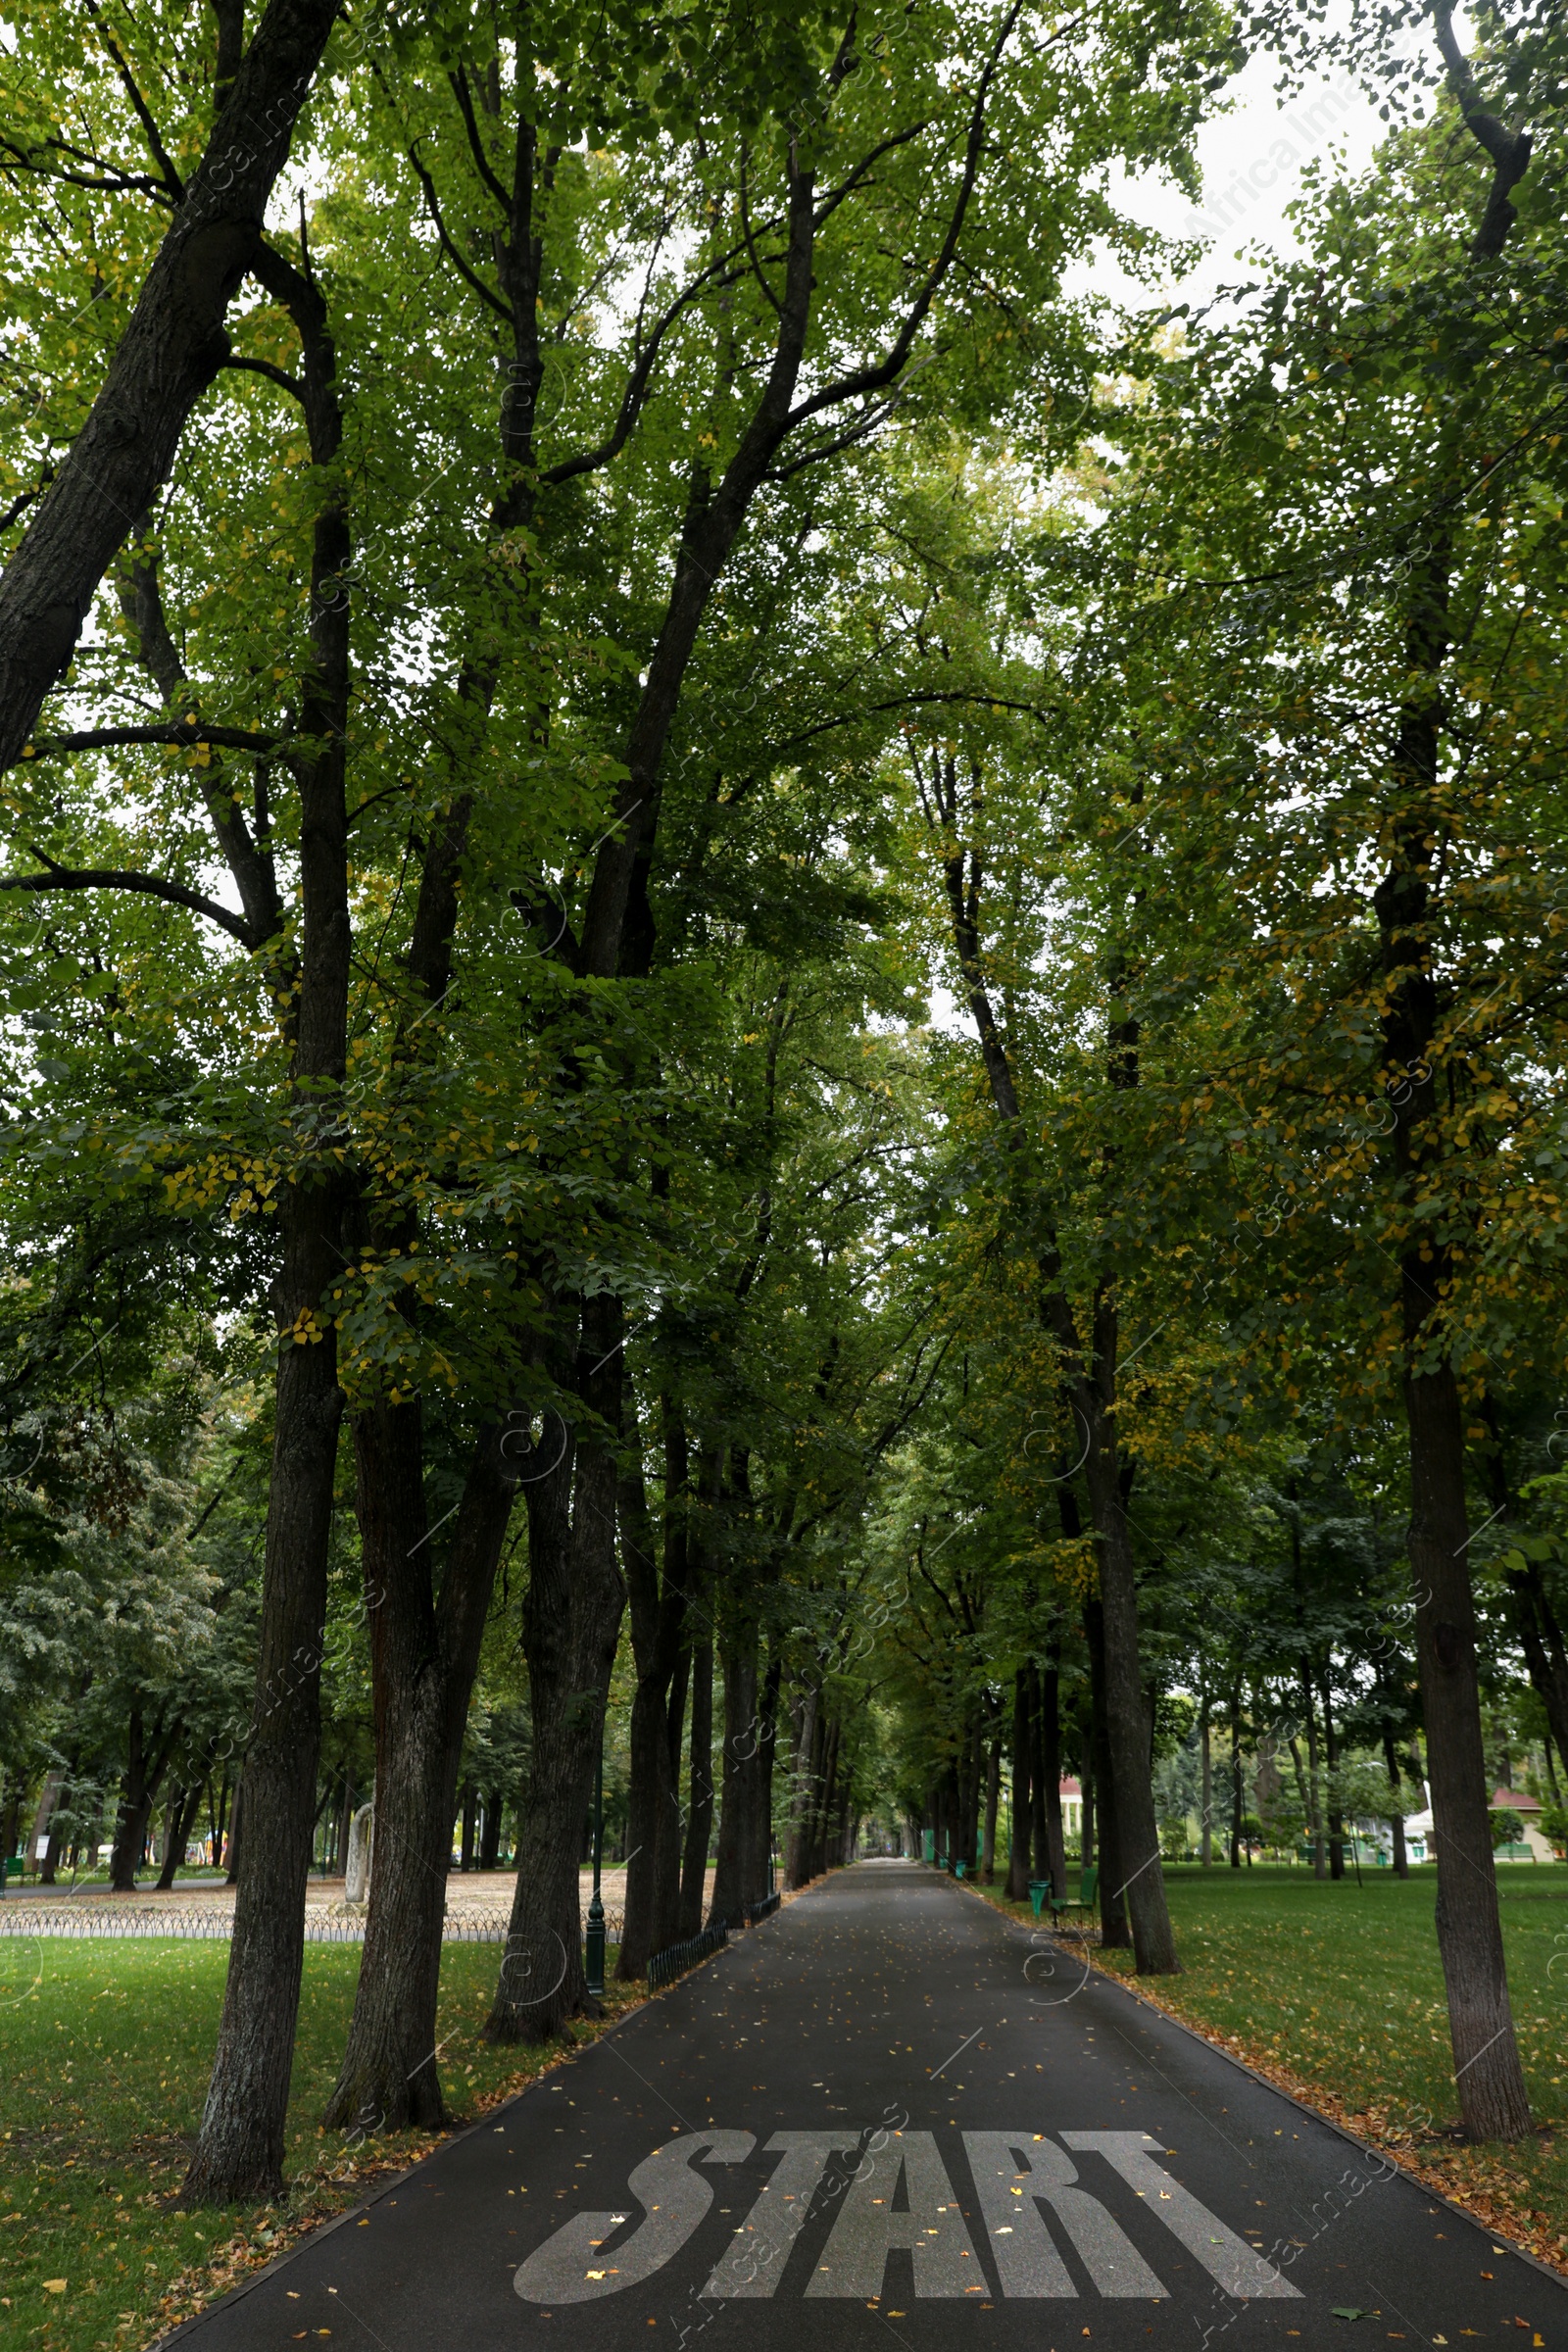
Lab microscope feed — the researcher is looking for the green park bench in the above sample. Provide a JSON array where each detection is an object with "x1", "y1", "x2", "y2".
[
  {"x1": 1027, "y1": 1868, "x2": 1099, "y2": 1922},
  {"x1": 1052, "y1": 1865, "x2": 1098, "y2": 1923}
]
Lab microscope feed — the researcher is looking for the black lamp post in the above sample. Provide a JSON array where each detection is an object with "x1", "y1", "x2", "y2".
[{"x1": 585, "y1": 1733, "x2": 606, "y2": 1998}]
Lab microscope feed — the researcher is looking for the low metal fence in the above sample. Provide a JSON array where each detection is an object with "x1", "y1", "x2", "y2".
[
  {"x1": 0, "y1": 1903, "x2": 612, "y2": 1947},
  {"x1": 647, "y1": 1918, "x2": 727, "y2": 1989},
  {"x1": 744, "y1": 1891, "x2": 781, "y2": 1925}
]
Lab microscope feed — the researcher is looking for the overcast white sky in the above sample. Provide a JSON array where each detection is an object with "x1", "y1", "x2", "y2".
[{"x1": 1092, "y1": 49, "x2": 1390, "y2": 309}]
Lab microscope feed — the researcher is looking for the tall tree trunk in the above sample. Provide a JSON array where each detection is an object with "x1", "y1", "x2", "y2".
[
  {"x1": 1322, "y1": 1667, "x2": 1345, "y2": 1880},
  {"x1": 1406, "y1": 1353, "x2": 1532, "y2": 2139},
  {"x1": 710, "y1": 1620, "x2": 760, "y2": 1924},
  {"x1": 1301, "y1": 1665, "x2": 1326, "y2": 1880},
  {"x1": 616, "y1": 1406, "x2": 686, "y2": 1980},
  {"x1": 666, "y1": 1644, "x2": 691, "y2": 1789},
  {"x1": 1229, "y1": 1686, "x2": 1244, "y2": 1871},
  {"x1": 209, "y1": 1771, "x2": 228, "y2": 1876},
  {"x1": 485, "y1": 1330, "x2": 625, "y2": 2043},
  {"x1": 39, "y1": 1768, "x2": 68, "y2": 1882},
  {"x1": 461, "y1": 1785, "x2": 478, "y2": 1873},
  {"x1": 752, "y1": 1655, "x2": 781, "y2": 1898},
  {"x1": 680, "y1": 1634, "x2": 713, "y2": 1935},
  {"x1": 180, "y1": 221, "x2": 353, "y2": 2202},
  {"x1": 1081, "y1": 1376, "x2": 1177, "y2": 1971},
  {"x1": 322, "y1": 1412, "x2": 514, "y2": 2128},
  {"x1": 981, "y1": 1728, "x2": 1001, "y2": 1882},
  {"x1": 1384, "y1": 1724, "x2": 1410, "y2": 1879},
  {"x1": 1006, "y1": 1664, "x2": 1032, "y2": 1900},
  {"x1": 1027, "y1": 1666, "x2": 1050, "y2": 1884},
  {"x1": 156, "y1": 1786, "x2": 202, "y2": 1892},
  {"x1": 331, "y1": 1776, "x2": 353, "y2": 1880},
  {"x1": 109, "y1": 1708, "x2": 156, "y2": 1892},
  {"x1": 1504, "y1": 1557, "x2": 1568, "y2": 1765},
  {"x1": 1044, "y1": 1665, "x2": 1067, "y2": 1900},
  {"x1": 223, "y1": 1770, "x2": 242, "y2": 1884},
  {"x1": 786, "y1": 1683, "x2": 820, "y2": 1891},
  {"x1": 1040, "y1": 1657, "x2": 1067, "y2": 1898},
  {"x1": 1360, "y1": 33, "x2": 1533, "y2": 2137},
  {"x1": 180, "y1": 1180, "x2": 345, "y2": 2204},
  {"x1": 479, "y1": 1788, "x2": 504, "y2": 1873},
  {"x1": 1200, "y1": 1702, "x2": 1213, "y2": 1866},
  {"x1": 1085, "y1": 1599, "x2": 1129, "y2": 1948},
  {"x1": 813, "y1": 1718, "x2": 841, "y2": 1883}
]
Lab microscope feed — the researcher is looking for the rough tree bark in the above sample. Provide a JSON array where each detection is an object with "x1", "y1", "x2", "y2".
[
  {"x1": 155, "y1": 1785, "x2": 204, "y2": 1892},
  {"x1": 1321, "y1": 1669, "x2": 1344, "y2": 1880},
  {"x1": 1084, "y1": 1599, "x2": 1130, "y2": 1950},
  {"x1": 1039, "y1": 1658, "x2": 1067, "y2": 1900},
  {"x1": 1407, "y1": 1350, "x2": 1531, "y2": 2137},
  {"x1": 1356, "y1": 0, "x2": 1535, "y2": 2147},
  {"x1": 1384, "y1": 1724, "x2": 1410, "y2": 1879},
  {"x1": 785, "y1": 1682, "x2": 821, "y2": 1893},
  {"x1": 320, "y1": 1415, "x2": 514, "y2": 2131},
  {"x1": 1005, "y1": 1666, "x2": 1031, "y2": 1901},
  {"x1": 679, "y1": 1632, "x2": 714, "y2": 1936},
  {"x1": 1080, "y1": 1378, "x2": 1177, "y2": 1971},
  {"x1": 108, "y1": 1707, "x2": 175, "y2": 1891},
  {"x1": 710, "y1": 1617, "x2": 761, "y2": 1925},
  {"x1": 981, "y1": 1727, "x2": 1001, "y2": 1882},
  {"x1": 179, "y1": 210, "x2": 352, "y2": 2205},
  {"x1": 484, "y1": 1310, "x2": 625, "y2": 2044},
  {"x1": 616, "y1": 1403, "x2": 688, "y2": 1979}
]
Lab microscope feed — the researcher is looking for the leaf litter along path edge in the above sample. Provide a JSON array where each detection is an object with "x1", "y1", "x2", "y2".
[
  {"x1": 155, "y1": 1861, "x2": 1568, "y2": 2352},
  {"x1": 959, "y1": 1869, "x2": 1568, "y2": 2287}
]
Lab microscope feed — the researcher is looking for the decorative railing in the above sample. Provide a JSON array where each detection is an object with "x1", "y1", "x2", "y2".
[
  {"x1": 744, "y1": 1891, "x2": 781, "y2": 1925},
  {"x1": 647, "y1": 1918, "x2": 727, "y2": 1989},
  {"x1": 0, "y1": 1903, "x2": 622, "y2": 1947}
]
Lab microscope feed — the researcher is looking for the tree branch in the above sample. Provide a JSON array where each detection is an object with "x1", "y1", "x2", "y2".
[
  {"x1": 1430, "y1": 0, "x2": 1533, "y2": 261},
  {"x1": 0, "y1": 476, "x2": 51, "y2": 534},
  {"x1": 0, "y1": 139, "x2": 172, "y2": 202},
  {"x1": 739, "y1": 143, "x2": 784, "y2": 319},
  {"x1": 0, "y1": 858, "x2": 252, "y2": 941},
  {"x1": 787, "y1": 0, "x2": 1022, "y2": 430},
  {"x1": 0, "y1": 0, "x2": 348, "y2": 773},
  {"x1": 23, "y1": 722, "x2": 282, "y2": 758},
  {"x1": 84, "y1": 0, "x2": 186, "y2": 200},
  {"x1": 540, "y1": 239, "x2": 760, "y2": 487},
  {"x1": 408, "y1": 141, "x2": 515, "y2": 323},
  {"x1": 448, "y1": 67, "x2": 514, "y2": 215},
  {"x1": 221, "y1": 354, "x2": 306, "y2": 403}
]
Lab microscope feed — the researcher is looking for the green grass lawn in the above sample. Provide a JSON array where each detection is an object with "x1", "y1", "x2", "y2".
[
  {"x1": 0, "y1": 1935, "x2": 635, "y2": 2352},
  {"x1": 976, "y1": 1861, "x2": 1568, "y2": 2272}
]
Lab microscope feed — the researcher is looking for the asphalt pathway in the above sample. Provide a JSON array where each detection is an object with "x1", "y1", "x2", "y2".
[{"x1": 168, "y1": 1860, "x2": 1567, "y2": 2351}]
